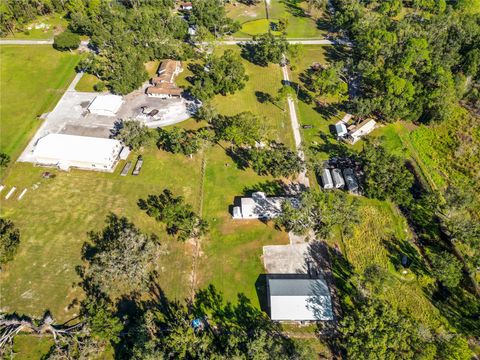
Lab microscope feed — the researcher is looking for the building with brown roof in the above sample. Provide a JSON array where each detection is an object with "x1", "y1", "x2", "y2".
[{"x1": 147, "y1": 60, "x2": 184, "y2": 99}]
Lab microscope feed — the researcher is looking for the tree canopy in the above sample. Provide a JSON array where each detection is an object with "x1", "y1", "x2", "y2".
[
  {"x1": 276, "y1": 190, "x2": 359, "y2": 237},
  {"x1": 81, "y1": 214, "x2": 163, "y2": 297},
  {"x1": 189, "y1": 0, "x2": 240, "y2": 36},
  {"x1": 244, "y1": 33, "x2": 289, "y2": 66},
  {"x1": 248, "y1": 142, "x2": 305, "y2": 178},
  {"x1": 191, "y1": 49, "x2": 248, "y2": 100},
  {"x1": 210, "y1": 112, "x2": 265, "y2": 146},
  {"x1": 139, "y1": 189, "x2": 208, "y2": 241},
  {"x1": 0, "y1": 218, "x2": 20, "y2": 266},
  {"x1": 360, "y1": 142, "x2": 414, "y2": 205},
  {"x1": 53, "y1": 29, "x2": 80, "y2": 51},
  {"x1": 114, "y1": 120, "x2": 155, "y2": 150}
]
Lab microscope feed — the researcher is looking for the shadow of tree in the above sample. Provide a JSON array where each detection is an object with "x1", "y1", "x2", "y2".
[
  {"x1": 280, "y1": 0, "x2": 309, "y2": 18},
  {"x1": 381, "y1": 237, "x2": 429, "y2": 277}
]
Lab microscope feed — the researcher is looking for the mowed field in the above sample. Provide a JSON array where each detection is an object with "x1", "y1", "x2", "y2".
[
  {"x1": 227, "y1": 0, "x2": 325, "y2": 38},
  {"x1": 0, "y1": 151, "x2": 203, "y2": 321},
  {"x1": 0, "y1": 45, "x2": 80, "y2": 160},
  {"x1": 212, "y1": 45, "x2": 294, "y2": 147}
]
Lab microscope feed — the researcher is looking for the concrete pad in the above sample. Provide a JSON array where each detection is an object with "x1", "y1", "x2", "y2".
[{"x1": 263, "y1": 243, "x2": 310, "y2": 274}]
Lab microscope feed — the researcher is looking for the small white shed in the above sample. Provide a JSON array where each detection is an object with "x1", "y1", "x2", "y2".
[{"x1": 88, "y1": 95, "x2": 123, "y2": 117}]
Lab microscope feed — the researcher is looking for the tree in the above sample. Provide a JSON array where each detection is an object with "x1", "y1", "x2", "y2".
[
  {"x1": 0, "y1": 218, "x2": 20, "y2": 266},
  {"x1": 190, "y1": 0, "x2": 240, "y2": 36},
  {"x1": 191, "y1": 50, "x2": 248, "y2": 100},
  {"x1": 210, "y1": 112, "x2": 264, "y2": 146},
  {"x1": 339, "y1": 299, "x2": 433, "y2": 359},
  {"x1": 114, "y1": 120, "x2": 155, "y2": 150},
  {"x1": 305, "y1": 62, "x2": 348, "y2": 98},
  {"x1": 429, "y1": 250, "x2": 463, "y2": 288},
  {"x1": 139, "y1": 189, "x2": 208, "y2": 241},
  {"x1": 360, "y1": 142, "x2": 414, "y2": 205},
  {"x1": 53, "y1": 29, "x2": 80, "y2": 51},
  {"x1": 80, "y1": 296, "x2": 123, "y2": 344},
  {"x1": 248, "y1": 142, "x2": 305, "y2": 178},
  {"x1": 82, "y1": 214, "x2": 163, "y2": 296},
  {"x1": 157, "y1": 128, "x2": 202, "y2": 156},
  {"x1": 0, "y1": 153, "x2": 10, "y2": 170},
  {"x1": 245, "y1": 33, "x2": 289, "y2": 66},
  {"x1": 276, "y1": 190, "x2": 359, "y2": 237},
  {"x1": 130, "y1": 285, "x2": 312, "y2": 359}
]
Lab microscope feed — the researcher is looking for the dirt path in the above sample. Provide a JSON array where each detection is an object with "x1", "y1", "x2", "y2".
[{"x1": 189, "y1": 156, "x2": 207, "y2": 300}]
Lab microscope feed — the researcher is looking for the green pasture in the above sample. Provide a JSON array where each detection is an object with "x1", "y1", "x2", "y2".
[
  {"x1": 0, "y1": 45, "x2": 80, "y2": 160},
  {"x1": 0, "y1": 149, "x2": 203, "y2": 322}
]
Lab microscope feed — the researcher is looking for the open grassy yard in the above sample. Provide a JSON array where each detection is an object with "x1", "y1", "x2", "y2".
[
  {"x1": 197, "y1": 145, "x2": 290, "y2": 306},
  {"x1": 0, "y1": 149, "x2": 203, "y2": 321},
  {"x1": 268, "y1": 0, "x2": 325, "y2": 38},
  {"x1": 74, "y1": 73, "x2": 102, "y2": 92},
  {"x1": 0, "y1": 45, "x2": 80, "y2": 160},
  {"x1": 226, "y1": 2, "x2": 266, "y2": 24},
  {"x1": 4, "y1": 13, "x2": 67, "y2": 40},
  {"x1": 212, "y1": 45, "x2": 294, "y2": 147}
]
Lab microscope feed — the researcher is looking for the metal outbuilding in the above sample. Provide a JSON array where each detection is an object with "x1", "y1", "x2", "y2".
[
  {"x1": 331, "y1": 168, "x2": 345, "y2": 188},
  {"x1": 88, "y1": 94, "x2": 123, "y2": 117},
  {"x1": 267, "y1": 276, "x2": 334, "y2": 321},
  {"x1": 320, "y1": 168, "x2": 334, "y2": 189}
]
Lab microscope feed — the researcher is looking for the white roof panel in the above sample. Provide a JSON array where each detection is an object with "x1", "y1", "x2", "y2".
[
  {"x1": 268, "y1": 278, "x2": 333, "y2": 321},
  {"x1": 34, "y1": 134, "x2": 121, "y2": 166},
  {"x1": 88, "y1": 95, "x2": 123, "y2": 115}
]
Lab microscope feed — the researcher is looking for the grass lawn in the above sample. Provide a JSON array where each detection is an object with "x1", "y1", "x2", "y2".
[
  {"x1": 212, "y1": 45, "x2": 294, "y2": 147},
  {"x1": 226, "y1": 2, "x2": 266, "y2": 24},
  {"x1": 0, "y1": 45, "x2": 80, "y2": 161},
  {"x1": 74, "y1": 73, "x2": 103, "y2": 92},
  {"x1": 197, "y1": 145, "x2": 290, "y2": 306},
  {"x1": 238, "y1": 19, "x2": 281, "y2": 37},
  {"x1": 4, "y1": 13, "x2": 67, "y2": 40},
  {"x1": 0, "y1": 148, "x2": 203, "y2": 322},
  {"x1": 268, "y1": 0, "x2": 325, "y2": 38}
]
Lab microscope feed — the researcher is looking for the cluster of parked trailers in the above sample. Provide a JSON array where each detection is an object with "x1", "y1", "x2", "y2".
[
  {"x1": 120, "y1": 155, "x2": 143, "y2": 176},
  {"x1": 320, "y1": 167, "x2": 359, "y2": 193}
]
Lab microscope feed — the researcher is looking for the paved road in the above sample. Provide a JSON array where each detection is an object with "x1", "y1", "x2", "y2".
[
  {"x1": 197, "y1": 39, "x2": 337, "y2": 46},
  {"x1": 0, "y1": 39, "x2": 91, "y2": 46},
  {"x1": 0, "y1": 39, "x2": 54, "y2": 45}
]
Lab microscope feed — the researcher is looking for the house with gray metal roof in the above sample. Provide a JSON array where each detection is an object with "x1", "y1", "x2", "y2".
[
  {"x1": 232, "y1": 192, "x2": 296, "y2": 220},
  {"x1": 267, "y1": 276, "x2": 333, "y2": 321}
]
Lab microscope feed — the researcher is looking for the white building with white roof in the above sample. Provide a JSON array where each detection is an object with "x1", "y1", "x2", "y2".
[
  {"x1": 267, "y1": 276, "x2": 333, "y2": 322},
  {"x1": 232, "y1": 191, "x2": 292, "y2": 220},
  {"x1": 88, "y1": 94, "x2": 123, "y2": 117},
  {"x1": 33, "y1": 134, "x2": 122, "y2": 172}
]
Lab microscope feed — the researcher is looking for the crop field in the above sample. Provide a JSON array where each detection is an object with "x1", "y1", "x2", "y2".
[{"x1": 0, "y1": 45, "x2": 80, "y2": 161}]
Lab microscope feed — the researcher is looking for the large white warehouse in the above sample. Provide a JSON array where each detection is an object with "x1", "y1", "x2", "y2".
[{"x1": 33, "y1": 134, "x2": 122, "y2": 172}]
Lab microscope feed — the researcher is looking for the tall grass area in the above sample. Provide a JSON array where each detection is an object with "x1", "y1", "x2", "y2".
[
  {"x1": 328, "y1": 197, "x2": 444, "y2": 327},
  {"x1": 0, "y1": 45, "x2": 80, "y2": 160},
  {"x1": 0, "y1": 150, "x2": 203, "y2": 322}
]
